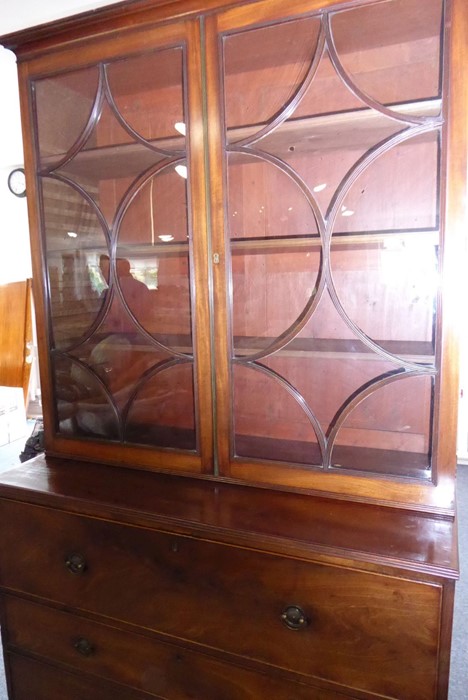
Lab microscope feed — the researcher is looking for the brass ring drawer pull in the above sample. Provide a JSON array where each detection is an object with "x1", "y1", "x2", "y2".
[
  {"x1": 65, "y1": 552, "x2": 87, "y2": 575},
  {"x1": 281, "y1": 605, "x2": 309, "y2": 631},
  {"x1": 74, "y1": 637, "x2": 95, "y2": 657}
]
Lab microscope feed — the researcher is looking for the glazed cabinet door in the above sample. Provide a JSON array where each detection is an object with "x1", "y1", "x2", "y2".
[
  {"x1": 206, "y1": 0, "x2": 460, "y2": 508},
  {"x1": 24, "y1": 20, "x2": 213, "y2": 472}
]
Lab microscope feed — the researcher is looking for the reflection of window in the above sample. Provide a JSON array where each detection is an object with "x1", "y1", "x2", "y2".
[
  {"x1": 88, "y1": 259, "x2": 107, "y2": 295},
  {"x1": 87, "y1": 252, "x2": 159, "y2": 292},
  {"x1": 127, "y1": 257, "x2": 159, "y2": 290}
]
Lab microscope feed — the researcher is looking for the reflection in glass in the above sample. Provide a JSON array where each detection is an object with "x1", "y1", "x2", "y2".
[
  {"x1": 42, "y1": 177, "x2": 108, "y2": 350},
  {"x1": 35, "y1": 66, "x2": 100, "y2": 162},
  {"x1": 53, "y1": 354, "x2": 120, "y2": 440},
  {"x1": 36, "y1": 42, "x2": 197, "y2": 454},
  {"x1": 68, "y1": 315, "x2": 171, "y2": 409},
  {"x1": 117, "y1": 168, "x2": 192, "y2": 347}
]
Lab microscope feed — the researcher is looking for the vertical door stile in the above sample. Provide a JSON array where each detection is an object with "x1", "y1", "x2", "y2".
[
  {"x1": 186, "y1": 18, "x2": 215, "y2": 472},
  {"x1": 204, "y1": 13, "x2": 233, "y2": 476}
]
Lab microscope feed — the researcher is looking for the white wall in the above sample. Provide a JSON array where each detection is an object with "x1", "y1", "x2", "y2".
[
  {"x1": 0, "y1": 1, "x2": 126, "y2": 284},
  {"x1": 0, "y1": 0, "x2": 126, "y2": 34},
  {"x1": 0, "y1": 46, "x2": 29, "y2": 284},
  {"x1": 0, "y1": 0, "x2": 127, "y2": 407}
]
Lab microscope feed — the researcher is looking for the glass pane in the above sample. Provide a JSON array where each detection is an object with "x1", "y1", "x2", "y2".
[
  {"x1": 264, "y1": 353, "x2": 397, "y2": 441},
  {"x1": 57, "y1": 113, "x2": 164, "y2": 203},
  {"x1": 36, "y1": 47, "x2": 186, "y2": 222},
  {"x1": 329, "y1": 130, "x2": 439, "y2": 362},
  {"x1": 42, "y1": 178, "x2": 107, "y2": 350},
  {"x1": 119, "y1": 168, "x2": 189, "y2": 244},
  {"x1": 232, "y1": 245, "x2": 321, "y2": 357},
  {"x1": 224, "y1": 17, "x2": 321, "y2": 138},
  {"x1": 330, "y1": 233, "x2": 438, "y2": 361},
  {"x1": 258, "y1": 104, "x2": 403, "y2": 218},
  {"x1": 335, "y1": 131, "x2": 439, "y2": 234},
  {"x1": 331, "y1": 374, "x2": 433, "y2": 478},
  {"x1": 36, "y1": 43, "x2": 197, "y2": 456},
  {"x1": 331, "y1": 0, "x2": 443, "y2": 111},
  {"x1": 35, "y1": 66, "x2": 99, "y2": 162},
  {"x1": 228, "y1": 150, "x2": 321, "y2": 356},
  {"x1": 68, "y1": 319, "x2": 171, "y2": 407},
  {"x1": 233, "y1": 364, "x2": 321, "y2": 465},
  {"x1": 126, "y1": 362, "x2": 196, "y2": 449},
  {"x1": 222, "y1": 2, "x2": 442, "y2": 481},
  {"x1": 117, "y1": 169, "x2": 192, "y2": 347},
  {"x1": 106, "y1": 47, "x2": 185, "y2": 146},
  {"x1": 292, "y1": 49, "x2": 363, "y2": 120},
  {"x1": 53, "y1": 354, "x2": 120, "y2": 440},
  {"x1": 228, "y1": 152, "x2": 319, "y2": 240}
]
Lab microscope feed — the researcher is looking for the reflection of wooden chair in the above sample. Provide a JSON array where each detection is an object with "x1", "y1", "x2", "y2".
[
  {"x1": 0, "y1": 279, "x2": 33, "y2": 405},
  {"x1": 55, "y1": 333, "x2": 159, "y2": 438}
]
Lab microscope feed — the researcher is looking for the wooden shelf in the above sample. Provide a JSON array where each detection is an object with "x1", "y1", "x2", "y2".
[
  {"x1": 228, "y1": 99, "x2": 441, "y2": 153},
  {"x1": 40, "y1": 133, "x2": 185, "y2": 180},
  {"x1": 231, "y1": 229, "x2": 439, "y2": 251},
  {"x1": 46, "y1": 228, "x2": 438, "y2": 258},
  {"x1": 233, "y1": 336, "x2": 434, "y2": 364},
  {"x1": 235, "y1": 435, "x2": 431, "y2": 480},
  {"x1": 39, "y1": 99, "x2": 440, "y2": 181},
  {"x1": 58, "y1": 332, "x2": 434, "y2": 364}
]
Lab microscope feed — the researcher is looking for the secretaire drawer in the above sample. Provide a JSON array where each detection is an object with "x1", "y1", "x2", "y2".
[
  {"x1": 3, "y1": 596, "x2": 351, "y2": 700},
  {"x1": 0, "y1": 499, "x2": 442, "y2": 699}
]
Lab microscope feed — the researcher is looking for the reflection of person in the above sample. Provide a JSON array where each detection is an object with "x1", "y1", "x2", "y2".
[
  {"x1": 99, "y1": 255, "x2": 153, "y2": 329},
  {"x1": 116, "y1": 257, "x2": 149, "y2": 296},
  {"x1": 99, "y1": 254, "x2": 110, "y2": 289},
  {"x1": 116, "y1": 257, "x2": 152, "y2": 325}
]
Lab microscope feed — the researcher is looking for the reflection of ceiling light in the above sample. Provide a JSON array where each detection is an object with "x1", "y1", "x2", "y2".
[
  {"x1": 341, "y1": 204, "x2": 354, "y2": 217},
  {"x1": 67, "y1": 231, "x2": 78, "y2": 238},
  {"x1": 174, "y1": 122, "x2": 186, "y2": 136},
  {"x1": 313, "y1": 183, "x2": 327, "y2": 193},
  {"x1": 158, "y1": 234, "x2": 174, "y2": 242},
  {"x1": 175, "y1": 164, "x2": 188, "y2": 179}
]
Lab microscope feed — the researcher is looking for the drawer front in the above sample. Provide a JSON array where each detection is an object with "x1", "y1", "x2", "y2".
[
  {"x1": 7, "y1": 653, "x2": 151, "y2": 700},
  {"x1": 0, "y1": 500, "x2": 441, "y2": 699},
  {"x1": 3, "y1": 596, "x2": 351, "y2": 700}
]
